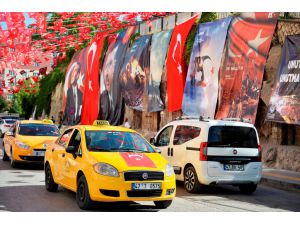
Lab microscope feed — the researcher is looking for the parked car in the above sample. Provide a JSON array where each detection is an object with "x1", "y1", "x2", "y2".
[
  {"x1": 0, "y1": 118, "x2": 17, "y2": 138},
  {"x1": 150, "y1": 117, "x2": 262, "y2": 194},
  {"x1": 44, "y1": 120, "x2": 176, "y2": 210},
  {"x1": 2, "y1": 119, "x2": 60, "y2": 167}
]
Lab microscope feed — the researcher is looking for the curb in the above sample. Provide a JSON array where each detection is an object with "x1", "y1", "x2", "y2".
[{"x1": 260, "y1": 177, "x2": 300, "y2": 193}]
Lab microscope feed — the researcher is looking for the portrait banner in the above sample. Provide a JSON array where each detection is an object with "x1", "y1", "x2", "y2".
[
  {"x1": 62, "y1": 47, "x2": 88, "y2": 125},
  {"x1": 266, "y1": 35, "x2": 300, "y2": 125},
  {"x1": 215, "y1": 13, "x2": 279, "y2": 124},
  {"x1": 81, "y1": 35, "x2": 106, "y2": 125},
  {"x1": 148, "y1": 29, "x2": 173, "y2": 112},
  {"x1": 182, "y1": 17, "x2": 232, "y2": 118},
  {"x1": 99, "y1": 27, "x2": 135, "y2": 125},
  {"x1": 120, "y1": 34, "x2": 152, "y2": 111},
  {"x1": 166, "y1": 14, "x2": 200, "y2": 112}
]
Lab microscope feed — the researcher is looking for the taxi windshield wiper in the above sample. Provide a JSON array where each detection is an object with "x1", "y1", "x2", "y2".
[
  {"x1": 118, "y1": 148, "x2": 148, "y2": 153},
  {"x1": 89, "y1": 147, "x2": 115, "y2": 152}
]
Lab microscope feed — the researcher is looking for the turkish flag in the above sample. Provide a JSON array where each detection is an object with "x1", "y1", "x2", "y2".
[
  {"x1": 80, "y1": 35, "x2": 106, "y2": 125},
  {"x1": 166, "y1": 14, "x2": 200, "y2": 112}
]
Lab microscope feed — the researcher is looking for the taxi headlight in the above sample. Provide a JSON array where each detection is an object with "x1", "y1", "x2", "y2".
[
  {"x1": 16, "y1": 141, "x2": 30, "y2": 150},
  {"x1": 166, "y1": 164, "x2": 174, "y2": 177},
  {"x1": 93, "y1": 163, "x2": 119, "y2": 177}
]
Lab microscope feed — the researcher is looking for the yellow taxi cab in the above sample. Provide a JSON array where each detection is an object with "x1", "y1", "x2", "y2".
[
  {"x1": 2, "y1": 119, "x2": 60, "y2": 167},
  {"x1": 44, "y1": 120, "x2": 176, "y2": 210}
]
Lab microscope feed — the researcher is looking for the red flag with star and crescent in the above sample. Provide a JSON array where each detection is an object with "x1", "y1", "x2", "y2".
[
  {"x1": 215, "y1": 12, "x2": 279, "y2": 124},
  {"x1": 166, "y1": 14, "x2": 200, "y2": 112},
  {"x1": 81, "y1": 35, "x2": 106, "y2": 125}
]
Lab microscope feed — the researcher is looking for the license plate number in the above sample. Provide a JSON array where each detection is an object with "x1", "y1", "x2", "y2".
[
  {"x1": 34, "y1": 151, "x2": 45, "y2": 156},
  {"x1": 224, "y1": 164, "x2": 244, "y2": 171},
  {"x1": 132, "y1": 183, "x2": 161, "y2": 190}
]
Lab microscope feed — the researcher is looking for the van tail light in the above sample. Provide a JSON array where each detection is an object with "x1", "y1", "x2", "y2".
[
  {"x1": 258, "y1": 144, "x2": 262, "y2": 162},
  {"x1": 200, "y1": 142, "x2": 208, "y2": 161}
]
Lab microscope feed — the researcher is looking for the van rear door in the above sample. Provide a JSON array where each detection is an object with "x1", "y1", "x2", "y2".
[{"x1": 206, "y1": 125, "x2": 260, "y2": 175}]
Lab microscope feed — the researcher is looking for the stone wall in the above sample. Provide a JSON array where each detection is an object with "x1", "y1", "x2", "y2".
[{"x1": 49, "y1": 82, "x2": 64, "y2": 122}]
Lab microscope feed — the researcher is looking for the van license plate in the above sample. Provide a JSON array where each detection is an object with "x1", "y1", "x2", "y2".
[
  {"x1": 132, "y1": 183, "x2": 161, "y2": 190},
  {"x1": 224, "y1": 164, "x2": 244, "y2": 171}
]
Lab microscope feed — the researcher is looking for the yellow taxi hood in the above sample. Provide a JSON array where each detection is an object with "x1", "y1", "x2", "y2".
[
  {"x1": 89, "y1": 152, "x2": 168, "y2": 172},
  {"x1": 17, "y1": 135, "x2": 58, "y2": 146}
]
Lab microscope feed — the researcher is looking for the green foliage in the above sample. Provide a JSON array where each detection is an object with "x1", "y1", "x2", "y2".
[
  {"x1": 0, "y1": 96, "x2": 7, "y2": 112},
  {"x1": 13, "y1": 90, "x2": 37, "y2": 118},
  {"x1": 199, "y1": 12, "x2": 217, "y2": 23}
]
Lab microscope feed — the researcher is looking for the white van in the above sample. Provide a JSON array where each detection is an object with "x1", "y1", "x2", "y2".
[{"x1": 150, "y1": 117, "x2": 262, "y2": 194}]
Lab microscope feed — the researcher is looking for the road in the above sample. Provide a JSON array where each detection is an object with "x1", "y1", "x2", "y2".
[{"x1": 0, "y1": 140, "x2": 299, "y2": 212}]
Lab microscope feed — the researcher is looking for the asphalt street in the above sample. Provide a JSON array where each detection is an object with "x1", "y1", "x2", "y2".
[{"x1": 0, "y1": 139, "x2": 299, "y2": 212}]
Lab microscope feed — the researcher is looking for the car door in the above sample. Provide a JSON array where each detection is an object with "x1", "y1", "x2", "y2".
[
  {"x1": 172, "y1": 125, "x2": 201, "y2": 177},
  {"x1": 4, "y1": 123, "x2": 17, "y2": 157},
  {"x1": 53, "y1": 129, "x2": 74, "y2": 184},
  {"x1": 63, "y1": 129, "x2": 83, "y2": 191},
  {"x1": 154, "y1": 125, "x2": 174, "y2": 164}
]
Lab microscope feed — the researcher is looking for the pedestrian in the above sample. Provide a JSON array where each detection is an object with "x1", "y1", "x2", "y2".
[{"x1": 124, "y1": 117, "x2": 131, "y2": 129}]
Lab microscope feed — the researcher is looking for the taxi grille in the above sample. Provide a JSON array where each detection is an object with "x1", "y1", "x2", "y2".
[
  {"x1": 127, "y1": 190, "x2": 162, "y2": 197},
  {"x1": 33, "y1": 149, "x2": 46, "y2": 151},
  {"x1": 124, "y1": 171, "x2": 164, "y2": 181},
  {"x1": 19, "y1": 156, "x2": 44, "y2": 162}
]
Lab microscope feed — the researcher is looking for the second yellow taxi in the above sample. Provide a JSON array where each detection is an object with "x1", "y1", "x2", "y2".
[{"x1": 44, "y1": 120, "x2": 176, "y2": 210}]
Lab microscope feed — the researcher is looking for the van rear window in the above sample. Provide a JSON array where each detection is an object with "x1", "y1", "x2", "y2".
[{"x1": 208, "y1": 126, "x2": 258, "y2": 148}]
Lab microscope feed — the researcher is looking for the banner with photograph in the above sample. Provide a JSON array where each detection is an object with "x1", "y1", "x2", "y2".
[
  {"x1": 182, "y1": 17, "x2": 232, "y2": 118},
  {"x1": 62, "y1": 47, "x2": 88, "y2": 125},
  {"x1": 148, "y1": 29, "x2": 173, "y2": 112},
  {"x1": 120, "y1": 34, "x2": 152, "y2": 111},
  {"x1": 166, "y1": 14, "x2": 200, "y2": 112},
  {"x1": 266, "y1": 35, "x2": 300, "y2": 125},
  {"x1": 81, "y1": 35, "x2": 106, "y2": 125},
  {"x1": 215, "y1": 13, "x2": 279, "y2": 123},
  {"x1": 99, "y1": 27, "x2": 135, "y2": 125}
]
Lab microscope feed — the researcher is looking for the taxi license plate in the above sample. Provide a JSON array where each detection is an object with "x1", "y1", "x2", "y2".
[
  {"x1": 34, "y1": 151, "x2": 45, "y2": 157},
  {"x1": 132, "y1": 183, "x2": 161, "y2": 190},
  {"x1": 224, "y1": 164, "x2": 244, "y2": 171}
]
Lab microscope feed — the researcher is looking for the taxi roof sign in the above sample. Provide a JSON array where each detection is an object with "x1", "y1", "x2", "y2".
[
  {"x1": 42, "y1": 119, "x2": 54, "y2": 124},
  {"x1": 93, "y1": 120, "x2": 110, "y2": 126}
]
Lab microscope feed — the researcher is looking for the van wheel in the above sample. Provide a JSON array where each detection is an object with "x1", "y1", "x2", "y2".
[
  {"x1": 184, "y1": 166, "x2": 202, "y2": 193},
  {"x1": 239, "y1": 183, "x2": 257, "y2": 194},
  {"x1": 45, "y1": 164, "x2": 58, "y2": 192},
  {"x1": 76, "y1": 175, "x2": 94, "y2": 210},
  {"x1": 2, "y1": 149, "x2": 9, "y2": 161},
  {"x1": 154, "y1": 200, "x2": 173, "y2": 209}
]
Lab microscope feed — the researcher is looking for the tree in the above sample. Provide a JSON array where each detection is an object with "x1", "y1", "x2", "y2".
[{"x1": 0, "y1": 96, "x2": 7, "y2": 113}]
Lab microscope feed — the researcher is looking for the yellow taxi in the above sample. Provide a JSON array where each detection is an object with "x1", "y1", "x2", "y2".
[
  {"x1": 44, "y1": 120, "x2": 176, "y2": 210},
  {"x1": 2, "y1": 119, "x2": 60, "y2": 167}
]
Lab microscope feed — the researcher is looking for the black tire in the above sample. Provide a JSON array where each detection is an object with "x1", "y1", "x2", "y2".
[
  {"x1": 184, "y1": 166, "x2": 203, "y2": 193},
  {"x1": 239, "y1": 183, "x2": 258, "y2": 194},
  {"x1": 76, "y1": 175, "x2": 94, "y2": 210},
  {"x1": 2, "y1": 149, "x2": 9, "y2": 161},
  {"x1": 154, "y1": 200, "x2": 173, "y2": 209},
  {"x1": 45, "y1": 163, "x2": 58, "y2": 192}
]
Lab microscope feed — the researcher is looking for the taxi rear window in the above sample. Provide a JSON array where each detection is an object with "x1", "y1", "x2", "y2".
[
  {"x1": 19, "y1": 124, "x2": 60, "y2": 136},
  {"x1": 208, "y1": 126, "x2": 258, "y2": 148},
  {"x1": 85, "y1": 131, "x2": 154, "y2": 153}
]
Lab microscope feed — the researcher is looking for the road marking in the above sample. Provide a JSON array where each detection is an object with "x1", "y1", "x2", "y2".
[{"x1": 0, "y1": 170, "x2": 44, "y2": 188}]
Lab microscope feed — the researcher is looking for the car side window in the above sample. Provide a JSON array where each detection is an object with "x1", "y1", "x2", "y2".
[
  {"x1": 68, "y1": 129, "x2": 82, "y2": 153},
  {"x1": 0, "y1": 119, "x2": 3, "y2": 124},
  {"x1": 173, "y1": 125, "x2": 201, "y2": 145},
  {"x1": 57, "y1": 129, "x2": 73, "y2": 148},
  {"x1": 156, "y1": 126, "x2": 173, "y2": 147}
]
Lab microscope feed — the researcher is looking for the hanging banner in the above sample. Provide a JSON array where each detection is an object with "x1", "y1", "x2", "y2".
[
  {"x1": 166, "y1": 14, "x2": 200, "y2": 112},
  {"x1": 120, "y1": 34, "x2": 152, "y2": 111},
  {"x1": 62, "y1": 47, "x2": 88, "y2": 125},
  {"x1": 99, "y1": 27, "x2": 135, "y2": 125},
  {"x1": 266, "y1": 35, "x2": 300, "y2": 125},
  {"x1": 81, "y1": 35, "x2": 106, "y2": 125},
  {"x1": 215, "y1": 13, "x2": 279, "y2": 123},
  {"x1": 182, "y1": 17, "x2": 232, "y2": 118},
  {"x1": 148, "y1": 29, "x2": 173, "y2": 112}
]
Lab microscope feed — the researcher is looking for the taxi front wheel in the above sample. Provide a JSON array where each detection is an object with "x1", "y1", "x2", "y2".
[
  {"x1": 154, "y1": 200, "x2": 173, "y2": 209},
  {"x1": 76, "y1": 175, "x2": 94, "y2": 210},
  {"x1": 45, "y1": 164, "x2": 58, "y2": 192}
]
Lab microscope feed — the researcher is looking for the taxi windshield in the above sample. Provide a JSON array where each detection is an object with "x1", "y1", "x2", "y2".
[
  {"x1": 19, "y1": 124, "x2": 60, "y2": 136},
  {"x1": 85, "y1": 131, "x2": 154, "y2": 153}
]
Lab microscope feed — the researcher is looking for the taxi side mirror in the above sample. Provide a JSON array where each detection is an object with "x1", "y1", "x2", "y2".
[
  {"x1": 66, "y1": 146, "x2": 77, "y2": 154},
  {"x1": 155, "y1": 148, "x2": 162, "y2": 154}
]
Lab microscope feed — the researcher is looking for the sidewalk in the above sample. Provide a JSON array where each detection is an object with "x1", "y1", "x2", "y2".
[{"x1": 261, "y1": 168, "x2": 300, "y2": 193}]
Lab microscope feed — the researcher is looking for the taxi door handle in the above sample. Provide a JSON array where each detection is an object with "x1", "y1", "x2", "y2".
[
  {"x1": 51, "y1": 148, "x2": 54, "y2": 152},
  {"x1": 62, "y1": 153, "x2": 65, "y2": 157}
]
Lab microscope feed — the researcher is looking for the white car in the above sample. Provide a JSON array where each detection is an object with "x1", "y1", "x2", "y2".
[
  {"x1": 150, "y1": 117, "x2": 262, "y2": 194},
  {"x1": 0, "y1": 118, "x2": 17, "y2": 137}
]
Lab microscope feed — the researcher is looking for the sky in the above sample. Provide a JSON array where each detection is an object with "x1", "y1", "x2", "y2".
[{"x1": 0, "y1": 12, "x2": 35, "y2": 30}]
